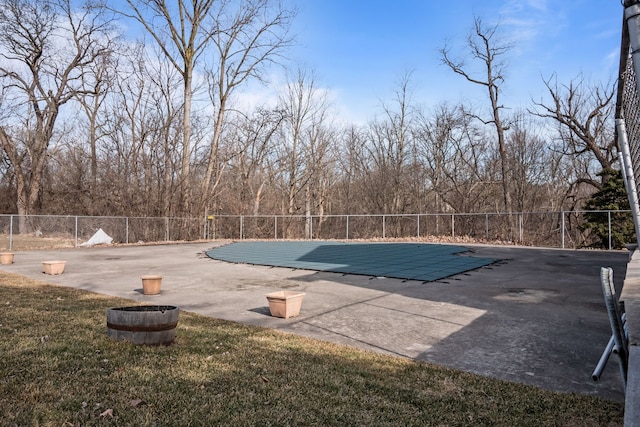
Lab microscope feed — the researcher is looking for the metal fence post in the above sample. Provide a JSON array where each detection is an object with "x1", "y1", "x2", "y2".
[
  {"x1": 240, "y1": 215, "x2": 244, "y2": 240},
  {"x1": 274, "y1": 216, "x2": 277, "y2": 240},
  {"x1": 608, "y1": 210, "x2": 612, "y2": 250},
  {"x1": 9, "y1": 215, "x2": 13, "y2": 251},
  {"x1": 203, "y1": 214, "x2": 207, "y2": 240},
  {"x1": 346, "y1": 215, "x2": 349, "y2": 240},
  {"x1": 126, "y1": 217, "x2": 129, "y2": 244},
  {"x1": 382, "y1": 215, "x2": 386, "y2": 239},
  {"x1": 519, "y1": 213, "x2": 523, "y2": 243},
  {"x1": 417, "y1": 214, "x2": 420, "y2": 238},
  {"x1": 561, "y1": 211, "x2": 565, "y2": 249},
  {"x1": 451, "y1": 214, "x2": 455, "y2": 238},
  {"x1": 617, "y1": 119, "x2": 640, "y2": 245},
  {"x1": 75, "y1": 216, "x2": 78, "y2": 247}
]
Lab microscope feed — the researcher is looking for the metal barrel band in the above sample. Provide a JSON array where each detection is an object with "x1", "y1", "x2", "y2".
[{"x1": 107, "y1": 321, "x2": 178, "y2": 332}]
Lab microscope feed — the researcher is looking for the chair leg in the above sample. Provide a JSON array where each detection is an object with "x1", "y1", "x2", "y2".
[{"x1": 600, "y1": 267, "x2": 628, "y2": 389}]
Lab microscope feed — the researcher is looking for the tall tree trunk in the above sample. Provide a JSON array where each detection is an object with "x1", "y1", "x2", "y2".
[
  {"x1": 440, "y1": 17, "x2": 514, "y2": 237},
  {"x1": 200, "y1": 96, "x2": 226, "y2": 215},
  {"x1": 181, "y1": 70, "x2": 193, "y2": 215}
]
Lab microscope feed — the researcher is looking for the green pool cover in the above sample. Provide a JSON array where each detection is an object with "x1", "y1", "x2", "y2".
[{"x1": 206, "y1": 241, "x2": 496, "y2": 282}]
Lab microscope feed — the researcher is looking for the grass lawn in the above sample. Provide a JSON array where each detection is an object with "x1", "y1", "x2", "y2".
[
  {"x1": 0, "y1": 234, "x2": 75, "y2": 251},
  {"x1": 0, "y1": 271, "x2": 624, "y2": 426}
]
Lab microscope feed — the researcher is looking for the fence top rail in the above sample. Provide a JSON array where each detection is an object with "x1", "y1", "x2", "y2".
[
  {"x1": 0, "y1": 210, "x2": 632, "y2": 221},
  {"x1": 0, "y1": 214, "x2": 202, "y2": 220},
  {"x1": 207, "y1": 210, "x2": 632, "y2": 219}
]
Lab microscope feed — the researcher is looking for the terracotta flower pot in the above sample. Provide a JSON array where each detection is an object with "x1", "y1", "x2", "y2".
[
  {"x1": 141, "y1": 275, "x2": 162, "y2": 295},
  {"x1": 266, "y1": 291, "x2": 305, "y2": 319},
  {"x1": 42, "y1": 260, "x2": 66, "y2": 275},
  {"x1": 0, "y1": 252, "x2": 14, "y2": 265}
]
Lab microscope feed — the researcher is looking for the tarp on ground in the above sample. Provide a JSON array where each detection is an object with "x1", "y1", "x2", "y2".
[
  {"x1": 207, "y1": 241, "x2": 497, "y2": 282},
  {"x1": 81, "y1": 228, "x2": 113, "y2": 247}
]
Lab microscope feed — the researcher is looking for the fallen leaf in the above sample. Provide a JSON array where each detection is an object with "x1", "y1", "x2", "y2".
[
  {"x1": 99, "y1": 408, "x2": 113, "y2": 418},
  {"x1": 129, "y1": 399, "x2": 143, "y2": 407},
  {"x1": 260, "y1": 376, "x2": 269, "y2": 383}
]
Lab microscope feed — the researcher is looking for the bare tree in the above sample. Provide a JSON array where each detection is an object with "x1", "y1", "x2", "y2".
[
  {"x1": 199, "y1": 0, "x2": 295, "y2": 216},
  {"x1": 415, "y1": 103, "x2": 493, "y2": 213},
  {"x1": 227, "y1": 108, "x2": 282, "y2": 215},
  {"x1": 145, "y1": 48, "x2": 185, "y2": 218},
  {"x1": 75, "y1": 47, "x2": 119, "y2": 212},
  {"x1": 303, "y1": 120, "x2": 337, "y2": 237},
  {"x1": 98, "y1": 42, "x2": 189, "y2": 218},
  {"x1": 365, "y1": 74, "x2": 416, "y2": 216},
  {"x1": 506, "y1": 112, "x2": 555, "y2": 212},
  {"x1": 121, "y1": 0, "x2": 293, "y2": 217},
  {"x1": 0, "y1": 0, "x2": 114, "y2": 232},
  {"x1": 121, "y1": 0, "x2": 219, "y2": 215},
  {"x1": 335, "y1": 125, "x2": 368, "y2": 215},
  {"x1": 274, "y1": 69, "x2": 331, "y2": 237},
  {"x1": 415, "y1": 103, "x2": 463, "y2": 213},
  {"x1": 440, "y1": 17, "x2": 513, "y2": 216},
  {"x1": 531, "y1": 75, "x2": 616, "y2": 190},
  {"x1": 107, "y1": 45, "x2": 152, "y2": 215}
]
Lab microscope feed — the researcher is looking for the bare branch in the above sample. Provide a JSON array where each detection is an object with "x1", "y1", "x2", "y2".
[
  {"x1": 530, "y1": 74, "x2": 616, "y2": 178},
  {"x1": 0, "y1": 0, "x2": 114, "y2": 228},
  {"x1": 439, "y1": 15, "x2": 513, "y2": 216}
]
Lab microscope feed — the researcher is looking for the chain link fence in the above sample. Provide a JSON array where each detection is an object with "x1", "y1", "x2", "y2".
[
  {"x1": 0, "y1": 211, "x2": 630, "y2": 251},
  {"x1": 209, "y1": 211, "x2": 629, "y2": 249},
  {"x1": 0, "y1": 215, "x2": 203, "y2": 251}
]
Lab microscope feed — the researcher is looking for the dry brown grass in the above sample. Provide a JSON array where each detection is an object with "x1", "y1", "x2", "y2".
[
  {"x1": 0, "y1": 233, "x2": 75, "y2": 251},
  {"x1": 0, "y1": 270, "x2": 624, "y2": 426}
]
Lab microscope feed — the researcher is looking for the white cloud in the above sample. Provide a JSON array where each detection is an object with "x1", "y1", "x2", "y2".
[
  {"x1": 498, "y1": 0, "x2": 566, "y2": 43},
  {"x1": 525, "y1": 0, "x2": 548, "y2": 12}
]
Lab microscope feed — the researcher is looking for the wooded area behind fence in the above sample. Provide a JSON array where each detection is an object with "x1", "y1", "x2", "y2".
[
  {"x1": 0, "y1": 1, "x2": 624, "y2": 243},
  {"x1": 0, "y1": 211, "x2": 631, "y2": 252}
]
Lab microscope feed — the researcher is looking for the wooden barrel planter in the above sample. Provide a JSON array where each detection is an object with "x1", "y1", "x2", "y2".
[{"x1": 106, "y1": 305, "x2": 179, "y2": 345}]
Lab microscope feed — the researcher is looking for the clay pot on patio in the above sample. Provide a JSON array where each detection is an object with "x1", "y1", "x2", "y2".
[
  {"x1": 141, "y1": 275, "x2": 162, "y2": 295},
  {"x1": 42, "y1": 260, "x2": 66, "y2": 275},
  {"x1": 266, "y1": 291, "x2": 305, "y2": 319},
  {"x1": 0, "y1": 252, "x2": 14, "y2": 265},
  {"x1": 106, "y1": 305, "x2": 178, "y2": 345}
]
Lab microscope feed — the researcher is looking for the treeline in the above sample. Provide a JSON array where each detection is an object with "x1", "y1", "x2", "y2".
[{"x1": 0, "y1": 0, "x2": 620, "y2": 243}]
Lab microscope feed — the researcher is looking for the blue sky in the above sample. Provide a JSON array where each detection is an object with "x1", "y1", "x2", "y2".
[{"x1": 286, "y1": 0, "x2": 623, "y2": 123}]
